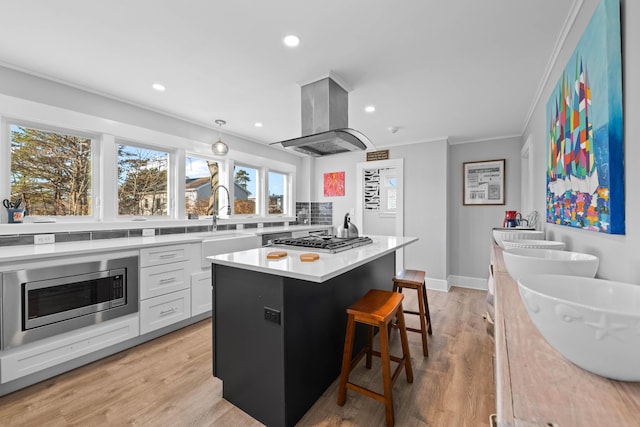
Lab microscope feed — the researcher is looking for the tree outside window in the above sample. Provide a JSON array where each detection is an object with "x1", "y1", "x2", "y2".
[
  {"x1": 234, "y1": 165, "x2": 256, "y2": 214},
  {"x1": 185, "y1": 156, "x2": 219, "y2": 216},
  {"x1": 118, "y1": 144, "x2": 168, "y2": 216},
  {"x1": 10, "y1": 125, "x2": 92, "y2": 216},
  {"x1": 268, "y1": 171, "x2": 285, "y2": 214}
]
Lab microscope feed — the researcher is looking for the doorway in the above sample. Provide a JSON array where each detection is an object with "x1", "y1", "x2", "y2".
[{"x1": 356, "y1": 158, "x2": 404, "y2": 272}]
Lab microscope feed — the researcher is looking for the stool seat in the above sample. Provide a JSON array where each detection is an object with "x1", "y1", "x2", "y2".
[
  {"x1": 393, "y1": 269, "x2": 426, "y2": 288},
  {"x1": 348, "y1": 289, "x2": 404, "y2": 324},
  {"x1": 392, "y1": 269, "x2": 432, "y2": 357},
  {"x1": 338, "y1": 289, "x2": 413, "y2": 427}
]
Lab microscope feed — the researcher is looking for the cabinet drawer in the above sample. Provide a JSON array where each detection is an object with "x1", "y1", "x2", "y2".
[
  {"x1": 140, "y1": 244, "x2": 192, "y2": 267},
  {"x1": 140, "y1": 289, "x2": 190, "y2": 334},
  {"x1": 1, "y1": 314, "x2": 139, "y2": 383},
  {"x1": 140, "y1": 262, "x2": 189, "y2": 299},
  {"x1": 191, "y1": 271, "x2": 212, "y2": 316}
]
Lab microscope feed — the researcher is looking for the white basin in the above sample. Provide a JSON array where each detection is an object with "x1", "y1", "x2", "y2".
[
  {"x1": 200, "y1": 232, "x2": 258, "y2": 268},
  {"x1": 502, "y1": 239, "x2": 566, "y2": 251},
  {"x1": 518, "y1": 274, "x2": 640, "y2": 381},
  {"x1": 503, "y1": 248, "x2": 598, "y2": 280},
  {"x1": 493, "y1": 228, "x2": 545, "y2": 249}
]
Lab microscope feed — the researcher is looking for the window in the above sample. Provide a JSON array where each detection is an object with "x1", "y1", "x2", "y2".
[
  {"x1": 233, "y1": 164, "x2": 257, "y2": 215},
  {"x1": 10, "y1": 124, "x2": 93, "y2": 217},
  {"x1": 381, "y1": 168, "x2": 397, "y2": 215},
  {"x1": 185, "y1": 156, "x2": 220, "y2": 217},
  {"x1": 117, "y1": 144, "x2": 169, "y2": 216},
  {"x1": 268, "y1": 171, "x2": 286, "y2": 215}
]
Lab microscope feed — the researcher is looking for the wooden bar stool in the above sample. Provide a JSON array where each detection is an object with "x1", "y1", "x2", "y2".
[
  {"x1": 337, "y1": 289, "x2": 413, "y2": 427},
  {"x1": 392, "y1": 269, "x2": 432, "y2": 357}
]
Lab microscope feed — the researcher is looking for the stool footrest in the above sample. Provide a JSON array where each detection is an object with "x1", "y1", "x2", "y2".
[
  {"x1": 346, "y1": 382, "x2": 386, "y2": 403},
  {"x1": 390, "y1": 324, "x2": 428, "y2": 334},
  {"x1": 403, "y1": 309, "x2": 422, "y2": 316},
  {"x1": 350, "y1": 347, "x2": 370, "y2": 370},
  {"x1": 369, "y1": 349, "x2": 406, "y2": 365}
]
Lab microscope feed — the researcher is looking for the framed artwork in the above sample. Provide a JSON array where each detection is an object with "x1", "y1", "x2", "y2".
[
  {"x1": 463, "y1": 159, "x2": 505, "y2": 206},
  {"x1": 546, "y1": 0, "x2": 624, "y2": 234},
  {"x1": 324, "y1": 171, "x2": 345, "y2": 197}
]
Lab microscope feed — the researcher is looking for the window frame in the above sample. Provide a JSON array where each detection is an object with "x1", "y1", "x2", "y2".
[
  {"x1": 5, "y1": 118, "x2": 100, "y2": 222},
  {"x1": 231, "y1": 161, "x2": 260, "y2": 217},
  {"x1": 379, "y1": 168, "x2": 397, "y2": 218},
  {"x1": 267, "y1": 169, "x2": 289, "y2": 216},
  {"x1": 115, "y1": 139, "x2": 174, "y2": 219},
  {"x1": 184, "y1": 152, "x2": 229, "y2": 220}
]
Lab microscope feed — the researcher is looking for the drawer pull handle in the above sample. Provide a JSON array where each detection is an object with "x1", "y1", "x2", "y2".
[
  {"x1": 160, "y1": 307, "x2": 177, "y2": 316},
  {"x1": 159, "y1": 277, "x2": 177, "y2": 284},
  {"x1": 158, "y1": 253, "x2": 177, "y2": 259}
]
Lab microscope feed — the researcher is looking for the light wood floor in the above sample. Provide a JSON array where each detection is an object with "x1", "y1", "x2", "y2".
[{"x1": 0, "y1": 286, "x2": 495, "y2": 426}]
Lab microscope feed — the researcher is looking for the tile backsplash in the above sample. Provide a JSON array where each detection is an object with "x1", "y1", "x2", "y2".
[
  {"x1": 0, "y1": 224, "x2": 238, "y2": 247},
  {"x1": 295, "y1": 202, "x2": 333, "y2": 225}
]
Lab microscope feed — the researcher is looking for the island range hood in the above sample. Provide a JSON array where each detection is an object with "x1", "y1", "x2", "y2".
[{"x1": 272, "y1": 77, "x2": 371, "y2": 156}]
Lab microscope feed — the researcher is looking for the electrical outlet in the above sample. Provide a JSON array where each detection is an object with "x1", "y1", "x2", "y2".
[
  {"x1": 142, "y1": 228, "x2": 155, "y2": 237},
  {"x1": 34, "y1": 234, "x2": 55, "y2": 245},
  {"x1": 264, "y1": 307, "x2": 281, "y2": 324}
]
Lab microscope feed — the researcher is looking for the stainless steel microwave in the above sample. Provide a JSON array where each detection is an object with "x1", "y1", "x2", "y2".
[{"x1": 2, "y1": 255, "x2": 138, "y2": 350}]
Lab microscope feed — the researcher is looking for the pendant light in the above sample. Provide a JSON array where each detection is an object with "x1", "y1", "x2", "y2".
[{"x1": 212, "y1": 119, "x2": 229, "y2": 156}]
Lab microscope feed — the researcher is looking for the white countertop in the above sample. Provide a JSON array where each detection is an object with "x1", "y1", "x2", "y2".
[
  {"x1": 207, "y1": 235, "x2": 418, "y2": 283},
  {"x1": 0, "y1": 234, "x2": 204, "y2": 267},
  {"x1": 0, "y1": 225, "x2": 334, "y2": 267}
]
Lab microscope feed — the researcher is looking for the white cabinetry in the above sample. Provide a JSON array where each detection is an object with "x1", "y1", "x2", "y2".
[
  {"x1": 139, "y1": 289, "x2": 190, "y2": 334},
  {"x1": 1, "y1": 314, "x2": 138, "y2": 384},
  {"x1": 191, "y1": 270, "x2": 212, "y2": 315},
  {"x1": 139, "y1": 262, "x2": 189, "y2": 300},
  {"x1": 140, "y1": 244, "x2": 191, "y2": 267},
  {"x1": 139, "y1": 244, "x2": 195, "y2": 334}
]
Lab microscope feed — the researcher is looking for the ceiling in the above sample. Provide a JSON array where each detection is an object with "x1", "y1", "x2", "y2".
[{"x1": 0, "y1": 1, "x2": 576, "y2": 149}]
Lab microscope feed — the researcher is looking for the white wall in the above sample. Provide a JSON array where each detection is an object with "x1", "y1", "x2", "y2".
[
  {"x1": 447, "y1": 137, "x2": 523, "y2": 287},
  {"x1": 522, "y1": 0, "x2": 640, "y2": 283},
  {"x1": 311, "y1": 140, "x2": 449, "y2": 290}
]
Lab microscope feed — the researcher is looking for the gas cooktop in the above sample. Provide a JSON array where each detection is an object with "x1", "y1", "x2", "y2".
[{"x1": 270, "y1": 236, "x2": 373, "y2": 253}]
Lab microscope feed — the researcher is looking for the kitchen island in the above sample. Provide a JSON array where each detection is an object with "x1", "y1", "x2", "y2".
[{"x1": 208, "y1": 235, "x2": 417, "y2": 427}]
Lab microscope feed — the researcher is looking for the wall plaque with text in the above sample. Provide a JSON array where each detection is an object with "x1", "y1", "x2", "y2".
[{"x1": 366, "y1": 150, "x2": 389, "y2": 161}]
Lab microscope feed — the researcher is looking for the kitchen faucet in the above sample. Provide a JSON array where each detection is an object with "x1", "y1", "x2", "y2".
[{"x1": 211, "y1": 184, "x2": 231, "y2": 231}]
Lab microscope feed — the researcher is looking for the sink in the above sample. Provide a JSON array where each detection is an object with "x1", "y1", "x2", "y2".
[
  {"x1": 518, "y1": 274, "x2": 640, "y2": 381},
  {"x1": 503, "y1": 248, "x2": 598, "y2": 280},
  {"x1": 502, "y1": 239, "x2": 566, "y2": 250},
  {"x1": 492, "y1": 228, "x2": 545, "y2": 249},
  {"x1": 200, "y1": 232, "x2": 258, "y2": 268}
]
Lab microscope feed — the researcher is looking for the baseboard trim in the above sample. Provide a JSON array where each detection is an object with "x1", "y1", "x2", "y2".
[
  {"x1": 425, "y1": 277, "x2": 450, "y2": 292},
  {"x1": 447, "y1": 275, "x2": 487, "y2": 290}
]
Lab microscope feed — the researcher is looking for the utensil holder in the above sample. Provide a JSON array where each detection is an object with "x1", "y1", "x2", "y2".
[{"x1": 7, "y1": 208, "x2": 25, "y2": 223}]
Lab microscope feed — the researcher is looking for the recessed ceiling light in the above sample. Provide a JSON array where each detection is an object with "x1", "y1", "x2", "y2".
[
  {"x1": 152, "y1": 83, "x2": 166, "y2": 92},
  {"x1": 254, "y1": 122, "x2": 263, "y2": 128},
  {"x1": 365, "y1": 105, "x2": 376, "y2": 113},
  {"x1": 283, "y1": 34, "x2": 300, "y2": 47}
]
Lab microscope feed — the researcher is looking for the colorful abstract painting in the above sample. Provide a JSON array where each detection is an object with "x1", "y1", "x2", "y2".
[
  {"x1": 546, "y1": 0, "x2": 624, "y2": 234},
  {"x1": 324, "y1": 171, "x2": 345, "y2": 197}
]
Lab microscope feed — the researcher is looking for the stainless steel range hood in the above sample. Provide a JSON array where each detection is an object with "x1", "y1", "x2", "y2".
[{"x1": 272, "y1": 77, "x2": 371, "y2": 156}]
